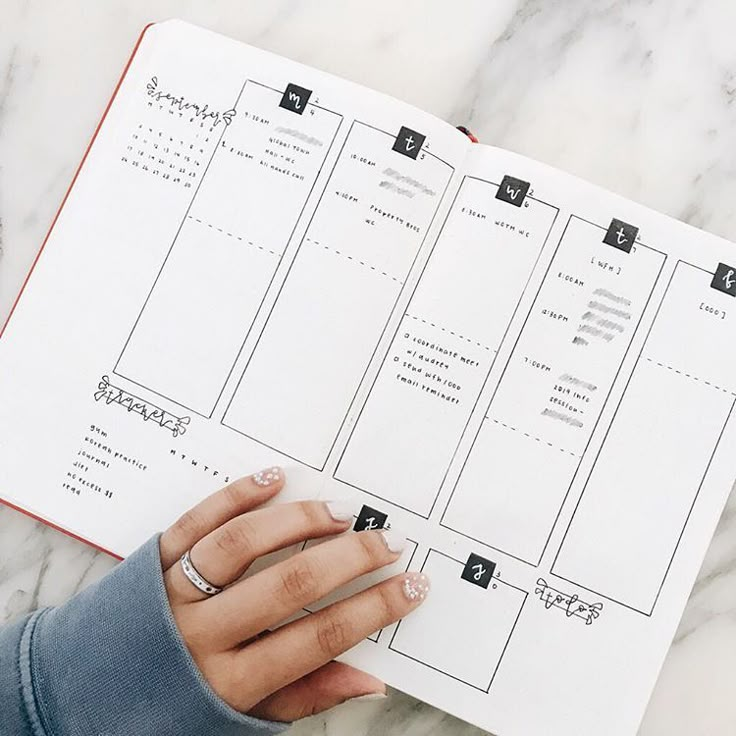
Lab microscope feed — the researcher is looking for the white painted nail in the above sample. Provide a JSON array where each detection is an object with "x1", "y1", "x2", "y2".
[
  {"x1": 349, "y1": 692, "x2": 388, "y2": 703},
  {"x1": 380, "y1": 528, "x2": 407, "y2": 554},
  {"x1": 402, "y1": 572, "x2": 430, "y2": 603},
  {"x1": 252, "y1": 467, "x2": 282, "y2": 487},
  {"x1": 324, "y1": 499, "x2": 356, "y2": 522}
]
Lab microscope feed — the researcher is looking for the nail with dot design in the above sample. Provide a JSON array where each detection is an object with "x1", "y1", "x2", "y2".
[
  {"x1": 402, "y1": 572, "x2": 430, "y2": 603},
  {"x1": 252, "y1": 467, "x2": 282, "y2": 487}
]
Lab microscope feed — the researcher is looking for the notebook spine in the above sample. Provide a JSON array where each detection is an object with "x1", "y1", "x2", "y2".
[{"x1": 456, "y1": 125, "x2": 479, "y2": 143}]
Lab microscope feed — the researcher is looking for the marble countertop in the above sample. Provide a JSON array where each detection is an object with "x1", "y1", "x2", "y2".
[{"x1": 1, "y1": 1, "x2": 735, "y2": 734}]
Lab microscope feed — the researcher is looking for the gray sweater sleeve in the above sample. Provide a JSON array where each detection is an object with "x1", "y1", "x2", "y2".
[{"x1": 0, "y1": 534, "x2": 290, "y2": 736}]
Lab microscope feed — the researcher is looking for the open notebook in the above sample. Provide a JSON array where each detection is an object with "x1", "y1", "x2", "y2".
[{"x1": 1, "y1": 19, "x2": 735, "y2": 736}]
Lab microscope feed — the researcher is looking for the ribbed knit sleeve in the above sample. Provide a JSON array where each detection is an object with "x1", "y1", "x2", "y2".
[{"x1": 0, "y1": 534, "x2": 289, "y2": 736}]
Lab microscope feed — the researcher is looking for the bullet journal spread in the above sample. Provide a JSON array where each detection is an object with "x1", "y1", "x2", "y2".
[{"x1": 1, "y1": 20, "x2": 735, "y2": 736}]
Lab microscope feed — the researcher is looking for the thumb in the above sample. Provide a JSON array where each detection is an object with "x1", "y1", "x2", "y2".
[{"x1": 247, "y1": 661, "x2": 386, "y2": 721}]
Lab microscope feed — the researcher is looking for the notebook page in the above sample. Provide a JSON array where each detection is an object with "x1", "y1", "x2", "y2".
[
  {"x1": 330, "y1": 142, "x2": 736, "y2": 735},
  {"x1": 0, "y1": 18, "x2": 466, "y2": 549},
  {"x1": 2, "y1": 18, "x2": 734, "y2": 736}
]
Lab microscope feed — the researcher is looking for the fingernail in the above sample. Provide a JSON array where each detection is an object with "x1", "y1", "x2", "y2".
[
  {"x1": 324, "y1": 499, "x2": 356, "y2": 522},
  {"x1": 380, "y1": 528, "x2": 407, "y2": 554},
  {"x1": 252, "y1": 467, "x2": 282, "y2": 487},
  {"x1": 349, "y1": 692, "x2": 388, "y2": 703},
  {"x1": 402, "y1": 572, "x2": 430, "y2": 603}
]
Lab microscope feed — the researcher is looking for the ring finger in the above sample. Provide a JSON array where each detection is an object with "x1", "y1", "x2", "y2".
[
  {"x1": 159, "y1": 467, "x2": 286, "y2": 569},
  {"x1": 166, "y1": 498, "x2": 357, "y2": 603}
]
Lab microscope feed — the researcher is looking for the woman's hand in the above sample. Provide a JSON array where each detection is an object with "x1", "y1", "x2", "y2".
[{"x1": 157, "y1": 467, "x2": 430, "y2": 722}]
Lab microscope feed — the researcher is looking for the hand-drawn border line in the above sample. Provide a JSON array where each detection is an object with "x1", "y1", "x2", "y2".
[
  {"x1": 551, "y1": 259, "x2": 736, "y2": 616},
  {"x1": 488, "y1": 418, "x2": 579, "y2": 458},
  {"x1": 439, "y1": 214, "x2": 667, "y2": 568},
  {"x1": 114, "y1": 79, "x2": 344, "y2": 421},
  {"x1": 645, "y1": 357, "x2": 736, "y2": 396},
  {"x1": 333, "y1": 175, "x2": 560, "y2": 519},
  {"x1": 405, "y1": 313, "x2": 494, "y2": 351},
  {"x1": 222, "y1": 119, "x2": 456, "y2": 472},
  {"x1": 188, "y1": 217, "x2": 280, "y2": 257},
  {"x1": 388, "y1": 548, "x2": 528, "y2": 694},
  {"x1": 306, "y1": 238, "x2": 403, "y2": 284}
]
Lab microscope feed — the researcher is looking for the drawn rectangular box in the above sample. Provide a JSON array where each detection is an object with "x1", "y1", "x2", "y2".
[
  {"x1": 334, "y1": 176, "x2": 558, "y2": 517},
  {"x1": 389, "y1": 549, "x2": 527, "y2": 692},
  {"x1": 552, "y1": 363, "x2": 733, "y2": 614},
  {"x1": 442, "y1": 216, "x2": 665, "y2": 565},
  {"x1": 302, "y1": 536, "x2": 419, "y2": 643},
  {"x1": 552, "y1": 261, "x2": 736, "y2": 614},
  {"x1": 115, "y1": 80, "x2": 341, "y2": 416},
  {"x1": 222, "y1": 121, "x2": 454, "y2": 469},
  {"x1": 443, "y1": 419, "x2": 579, "y2": 564},
  {"x1": 639, "y1": 261, "x2": 736, "y2": 391}
]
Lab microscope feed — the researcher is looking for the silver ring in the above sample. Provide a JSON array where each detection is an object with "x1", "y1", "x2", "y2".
[{"x1": 180, "y1": 550, "x2": 223, "y2": 596}]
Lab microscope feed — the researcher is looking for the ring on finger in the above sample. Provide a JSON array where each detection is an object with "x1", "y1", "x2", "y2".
[{"x1": 180, "y1": 549, "x2": 223, "y2": 596}]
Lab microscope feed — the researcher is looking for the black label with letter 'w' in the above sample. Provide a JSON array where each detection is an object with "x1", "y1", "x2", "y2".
[{"x1": 496, "y1": 175, "x2": 530, "y2": 207}]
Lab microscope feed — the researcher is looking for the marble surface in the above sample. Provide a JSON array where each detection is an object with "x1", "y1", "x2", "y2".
[{"x1": 1, "y1": 1, "x2": 735, "y2": 733}]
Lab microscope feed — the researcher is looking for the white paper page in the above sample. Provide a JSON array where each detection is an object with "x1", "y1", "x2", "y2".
[
  {"x1": 0, "y1": 18, "x2": 466, "y2": 550},
  {"x1": 329, "y1": 142, "x2": 736, "y2": 736},
  {"x1": 2, "y1": 19, "x2": 736, "y2": 736}
]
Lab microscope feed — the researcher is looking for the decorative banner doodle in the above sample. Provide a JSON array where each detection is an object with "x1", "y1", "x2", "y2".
[
  {"x1": 94, "y1": 375, "x2": 190, "y2": 438},
  {"x1": 534, "y1": 578, "x2": 603, "y2": 625},
  {"x1": 146, "y1": 76, "x2": 235, "y2": 127}
]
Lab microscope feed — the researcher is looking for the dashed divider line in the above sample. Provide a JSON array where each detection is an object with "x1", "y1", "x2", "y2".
[
  {"x1": 405, "y1": 313, "x2": 494, "y2": 352},
  {"x1": 645, "y1": 357, "x2": 736, "y2": 396},
  {"x1": 487, "y1": 418, "x2": 579, "y2": 458},
  {"x1": 306, "y1": 238, "x2": 403, "y2": 284},
  {"x1": 188, "y1": 216, "x2": 280, "y2": 257}
]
